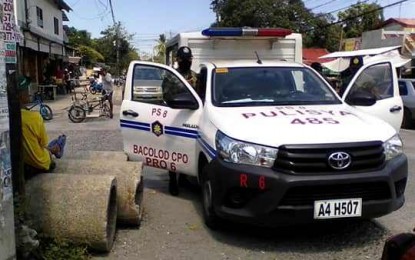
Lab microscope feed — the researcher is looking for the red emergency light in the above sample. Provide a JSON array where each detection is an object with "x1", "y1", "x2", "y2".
[{"x1": 202, "y1": 27, "x2": 292, "y2": 37}]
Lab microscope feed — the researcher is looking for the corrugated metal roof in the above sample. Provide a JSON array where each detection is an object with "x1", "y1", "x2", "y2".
[
  {"x1": 381, "y1": 18, "x2": 415, "y2": 28},
  {"x1": 303, "y1": 48, "x2": 332, "y2": 65},
  {"x1": 53, "y1": 0, "x2": 72, "y2": 12}
]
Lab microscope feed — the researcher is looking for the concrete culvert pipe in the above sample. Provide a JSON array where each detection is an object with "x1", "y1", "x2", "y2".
[
  {"x1": 55, "y1": 159, "x2": 143, "y2": 226},
  {"x1": 64, "y1": 151, "x2": 128, "y2": 161},
  {"x1": 25, "y1": 174, "x2": 117, "y2": 252}
]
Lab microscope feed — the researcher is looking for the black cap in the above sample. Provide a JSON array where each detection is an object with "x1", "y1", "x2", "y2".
[{"x1": 177, "y1": 46, "x2": 193, "y2": 60}]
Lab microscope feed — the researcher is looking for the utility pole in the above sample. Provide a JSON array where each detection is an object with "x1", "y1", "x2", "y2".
[
  {"x1": 0, "y1": 0, "x2": 21, "y2": 258},
  {"x1": 108, "y1": 0, "x2": 120, "y2": 77}
]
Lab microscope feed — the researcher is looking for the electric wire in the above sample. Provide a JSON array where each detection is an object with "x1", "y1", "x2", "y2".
[{"x1": 310, "y1": 0, "x2": 410, "y2": 31}]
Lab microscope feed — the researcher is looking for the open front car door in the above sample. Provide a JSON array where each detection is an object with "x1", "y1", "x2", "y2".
[
  {"x1": 342, "y1": 61, "x2": 403, "y2": 131},
  {"x1": 120, "y1": 61, "x2": 202, "y2": 176}
]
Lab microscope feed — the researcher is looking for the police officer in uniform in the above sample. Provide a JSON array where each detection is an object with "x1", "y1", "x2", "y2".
[
  {"x1": 167, "y1": 46, "x2": 198, "y2": 196},
  {"x1": 339, "y1": 56, "x2": 363, "y2": 96}
]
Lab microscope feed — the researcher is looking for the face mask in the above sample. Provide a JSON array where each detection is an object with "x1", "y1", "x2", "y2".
[{"x1": 178, "y1": 60, "x2": 192, "y2": 72}]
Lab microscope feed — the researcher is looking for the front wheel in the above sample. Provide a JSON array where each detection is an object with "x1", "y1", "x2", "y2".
[
  {"x1": 40, "y1": 104, "x2": 53, "y2": 120},
  {"x1": 68, "y1": 105, "x2": 86, "y2": 123},
  {"x1": 90, "y1": 87, "x2": 97, "y2": 95},
  {"x1": 201, "y1": 169, "x2": 221, "y2": 230}
]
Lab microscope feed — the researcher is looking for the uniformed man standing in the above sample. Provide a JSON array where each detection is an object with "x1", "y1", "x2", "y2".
[{"x1": 168, "y1": 46, "x2": 197, "y2": 196}]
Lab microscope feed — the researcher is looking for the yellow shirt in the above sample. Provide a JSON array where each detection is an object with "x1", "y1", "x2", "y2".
[{"x1": 21, "y1": 109, "x2": 51, "y2": 170}]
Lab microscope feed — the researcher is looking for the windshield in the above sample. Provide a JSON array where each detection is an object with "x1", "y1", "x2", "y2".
[{"x1": 212, "y1": 67, "x2": 341, "y2": 107}]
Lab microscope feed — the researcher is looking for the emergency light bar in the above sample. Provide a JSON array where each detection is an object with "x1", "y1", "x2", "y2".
[{"x1": 201, "y1": 27, "x2": 292, "y2": 37}]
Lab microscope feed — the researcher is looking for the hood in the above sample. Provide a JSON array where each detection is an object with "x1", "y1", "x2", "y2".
[{"x1": 208, "y1": 104, "x2": 397, "y2": 147}]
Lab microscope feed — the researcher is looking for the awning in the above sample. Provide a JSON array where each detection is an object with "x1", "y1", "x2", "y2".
[
  {"x1": 321, "y1": 58, "x2": 350, "y2": 72},
  {"x1": 321, "y1": 49, "x2": 411, "y2": 72},
  {"x1": 68, "y1": 56, "x2": 81, "y2": 64},
  {"x1": 363, "y1": 50, "x2": 411, "y2": 67},
  {"x1": 320, "y1": 46, "x2": 401, "y2": 59}
]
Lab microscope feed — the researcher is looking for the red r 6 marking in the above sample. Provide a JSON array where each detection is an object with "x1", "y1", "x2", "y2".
[{"x1": 259, "y1": 176, "x2": 266, "y2": 190}]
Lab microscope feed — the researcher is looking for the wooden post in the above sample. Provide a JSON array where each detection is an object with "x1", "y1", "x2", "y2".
[{"x1": 7, "y1": 58, "x2": 25, "y2": 196}]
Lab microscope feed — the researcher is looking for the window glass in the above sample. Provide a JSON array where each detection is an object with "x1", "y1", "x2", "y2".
[
  {"x1": 212, "y1": 67, "x2": 340, "y2": 107},
  {"x1": 348, "y1": 63, "x2": 393, "y2": 100},
  {"x1": 132, "y1": 65, "x2": 190, "y2": 106},
  {"x1": 54, "y1": 17, "x2": 59, "y2": 35},
  {"x1": 36, "y1": 7, "x2": 43, "y2": 28},
  {"x1": 399, "y1": 81, "x2": 408, "y2": 96}
]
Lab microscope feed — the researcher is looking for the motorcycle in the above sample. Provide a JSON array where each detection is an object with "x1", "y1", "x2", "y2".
[{"x1": 89, "y1": 77, "x2": 103, "y2": 94}]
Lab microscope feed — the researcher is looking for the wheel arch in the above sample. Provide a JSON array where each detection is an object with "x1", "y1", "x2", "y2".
[{"x1": 198, "y1": 152, "x2": 209, "y2": 184}]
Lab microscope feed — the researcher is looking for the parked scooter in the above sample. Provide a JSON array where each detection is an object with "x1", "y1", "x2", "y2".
[{"x1": 89, "y1": 77, "x2": 103, "y2": 94}]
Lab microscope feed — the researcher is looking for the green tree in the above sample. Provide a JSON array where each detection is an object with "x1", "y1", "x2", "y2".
[
  {"x1": 93, "y1": 22, "x2": 139, "y2": 75},
  {"x1": 303, "y1": 13, "x2": 342, "y2": 52},
  {"x1": 153, "y1": 34, "x2": 166, "y2": 64},
  {"x1": 211, "y1": 0, "x2": 314, "y2": 33},
  {"x1": 66, "y1": 26, "x2": 93, "y2": 47},
  {"x1": 210, "y1": 0, "x2": 339, "y2": 51},
  {"x1": 338, "y1": 2, "x2": 384, "y2": 38}
]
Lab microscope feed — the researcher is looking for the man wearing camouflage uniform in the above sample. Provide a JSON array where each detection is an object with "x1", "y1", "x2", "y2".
[{"x1": 165, "y1": 46, "x2": 197, "y2": 196}]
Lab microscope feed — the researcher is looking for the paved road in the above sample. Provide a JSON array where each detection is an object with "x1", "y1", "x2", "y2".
[{"x1": 44, "y1": 89, "x2": 415, "y2": 260}]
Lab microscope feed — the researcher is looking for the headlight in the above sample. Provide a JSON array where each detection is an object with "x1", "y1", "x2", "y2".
[
  {"x1": 383, "y1": 134, "x2": 403, "y2": 160},
  {"x1": 215, "y1": 131, "x2": 278, "y2": 168}
]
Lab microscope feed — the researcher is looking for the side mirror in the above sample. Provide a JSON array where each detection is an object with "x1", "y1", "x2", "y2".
[
  {"x1": 346, "y1": 90, "x2": 377, "y2": 106},
  {"x1": 166, "y1": 93, "x2": 199, "y2": 110}
]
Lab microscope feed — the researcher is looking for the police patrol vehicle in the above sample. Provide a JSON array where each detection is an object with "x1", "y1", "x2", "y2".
[{"x1": 120, "y1": 28, "x2": 407, "y2": 228}]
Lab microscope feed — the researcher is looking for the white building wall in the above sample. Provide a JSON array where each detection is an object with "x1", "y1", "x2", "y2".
[
  {"x1": 27, "y1": 0, "x2": 64, "y2": 44},
  {"x1": 362, "y1": 29, "x2": 404, "y2": 49}
]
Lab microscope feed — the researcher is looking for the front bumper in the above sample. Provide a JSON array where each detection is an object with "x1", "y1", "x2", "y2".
[{"x1": 204, "y1": 154, "x2": 408, "y2": 227}]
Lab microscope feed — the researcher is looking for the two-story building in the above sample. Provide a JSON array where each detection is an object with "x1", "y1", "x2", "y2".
[
  {"x1": 362, "y1": 18, "x2": 415, "y2": 76},
  {"x1": 14, "y1": 0, "x2": 71, "y2": 84}
]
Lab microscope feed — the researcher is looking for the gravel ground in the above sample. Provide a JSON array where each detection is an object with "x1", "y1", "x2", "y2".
[{"x1": 43, "y1": 88, "x2": 415, "y2": 260}]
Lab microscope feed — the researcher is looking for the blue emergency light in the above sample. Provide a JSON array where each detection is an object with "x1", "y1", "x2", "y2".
[{"x1": 201, "y1": 27, "x2": 292, "y2": 37}]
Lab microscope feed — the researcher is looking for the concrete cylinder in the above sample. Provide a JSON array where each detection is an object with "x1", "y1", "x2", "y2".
[
  {"x1": 25, "y1": 174, "x2": 117, "y2": 252},
  {"x1": 54, "y1": 159, "x2": 143, "y2": 226},
  {"x1": 64, "y1": 151, "x2": 128, "y2": 161}
]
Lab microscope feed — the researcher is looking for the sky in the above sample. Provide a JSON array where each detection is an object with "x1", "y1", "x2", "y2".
[{"x1": 64, "y1": 0, "x2": 415, "y2": 55}]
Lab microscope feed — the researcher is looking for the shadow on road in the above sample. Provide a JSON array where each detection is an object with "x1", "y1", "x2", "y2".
[{"x1": 143, "y1": 171, "x2": 389, "y2": 254}]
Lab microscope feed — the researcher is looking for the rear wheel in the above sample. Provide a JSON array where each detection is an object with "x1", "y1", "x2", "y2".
[
  {"x1": 90, "y1": 87, "x2": 97, "y2": 94},
  {"x1": 402, "y1": 108, "x2": 413, "y2": 129},
  {"x1": 68, "y1": 105, "x2": 86, "y2": 123},
  {"x1": 201, "y1": 168, "x2": 221, "y2": 230},
  {"x1": 40, "y1": 104, "x2": 53, "y2": 120}
]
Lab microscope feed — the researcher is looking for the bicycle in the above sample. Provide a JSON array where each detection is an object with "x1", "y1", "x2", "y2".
[
  {"x1": 68, "y1": 91, "x2": 111, "y2": 123},
  {"x1": 27, "y1": 92, "x2": 53, "y2": 120}
]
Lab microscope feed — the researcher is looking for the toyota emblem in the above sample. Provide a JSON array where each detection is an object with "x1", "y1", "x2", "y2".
[{"x1": 328, "y1": 152, "x2": 352, "y2": 170}]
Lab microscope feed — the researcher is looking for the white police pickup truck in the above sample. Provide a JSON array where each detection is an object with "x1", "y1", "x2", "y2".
[{"x1": 120, "y1": 30, "x2": 407, "y2": 229}]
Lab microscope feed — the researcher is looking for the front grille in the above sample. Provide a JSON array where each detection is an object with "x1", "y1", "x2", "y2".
[
  {"x1": 280, "y1": 182, "x2": 391, "y2": 206},
  {"x1": 274, "y1": 141, "x2": 385, "y2": 174}
]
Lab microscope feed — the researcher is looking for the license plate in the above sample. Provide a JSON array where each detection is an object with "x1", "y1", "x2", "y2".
[{"x1": 314, "y1": 198, "x2": 362, "y2": 219}]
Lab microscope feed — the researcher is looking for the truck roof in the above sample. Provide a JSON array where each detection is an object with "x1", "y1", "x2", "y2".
[{"x1": 203, "y1": 60, "x2": 304, "y2": 69}]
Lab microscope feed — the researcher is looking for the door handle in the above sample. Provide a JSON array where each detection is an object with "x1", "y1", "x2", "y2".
[
  {"x1": 122, "y1": 110, "x2": 139, "y2": 117},
  {"x1": 389, "y1": 106, "x2": 402, "y2": 113}
]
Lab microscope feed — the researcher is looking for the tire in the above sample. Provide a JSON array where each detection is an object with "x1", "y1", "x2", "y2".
[
  {"x1": 401, "y1": 108, "x2": 413, "y2": 129},
  {"x1": 68, "y1": 105, "x2": 86, "y2": 123},
  {"x1": 40, "y1": 104, "x2": 53, "y2": 120},
  {"x1": 90, "y1": 87, "x2": 97, "y2": 95},
  {"x1": 201, "y1": 168, "x2": 221, "y2": 230}
]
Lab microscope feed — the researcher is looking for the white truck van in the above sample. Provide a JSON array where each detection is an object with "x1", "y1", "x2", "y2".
[
  {"x1": 120, "y1": 28, "x2": 407, "y2": 228},
  {"x1": 165, "y1": 27, "x2": 302, "y2": 71}
]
